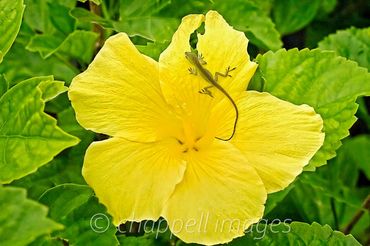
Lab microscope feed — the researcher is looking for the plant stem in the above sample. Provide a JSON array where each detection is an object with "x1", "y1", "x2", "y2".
[
  {"x1": 342, "y1": 195, "x2": 370, "y2": 234},
  {"x1": 89, "y1": 1, "x2": 105, "y2": 50},
  {"x1": 330, "y1": 197, "x2": 339, "y2": 230}
]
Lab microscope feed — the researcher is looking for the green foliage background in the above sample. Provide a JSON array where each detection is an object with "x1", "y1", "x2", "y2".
[{"x1": 0, "y1": 0, "x2": 369, "y2": 245}]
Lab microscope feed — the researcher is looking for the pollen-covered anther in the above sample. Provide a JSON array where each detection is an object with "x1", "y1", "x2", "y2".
[{"x1": 176, "y1": 137, "x2": 202, "y2": 153}]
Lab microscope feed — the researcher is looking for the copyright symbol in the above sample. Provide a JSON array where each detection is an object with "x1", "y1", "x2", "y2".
[{"x1": 90, "y1": 213, "x2": 110, "y2": 233}]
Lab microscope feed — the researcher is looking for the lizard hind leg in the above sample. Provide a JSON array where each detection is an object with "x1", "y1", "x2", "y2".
[
  {"x1": 214, "y1": 66, "x2": 237, "y2": 81},
  {"x1": 198, "y1": 85, "x2": 214, "y2": 98}
]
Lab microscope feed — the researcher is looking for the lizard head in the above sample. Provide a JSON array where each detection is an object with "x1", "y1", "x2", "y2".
[{"x1": 185, "y1": 51, "x2": 199, "y2": 65}]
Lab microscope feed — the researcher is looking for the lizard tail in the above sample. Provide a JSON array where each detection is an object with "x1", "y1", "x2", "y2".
[{"x1": 215, "y1": 94, "x2": 239, "y2": 141}]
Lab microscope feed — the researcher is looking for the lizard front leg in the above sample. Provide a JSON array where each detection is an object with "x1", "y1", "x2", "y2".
[
  {"x1": 188, "y1": 67, "x2": 197, "y2": 75},
  {"x1": 198, "y1": 54, "x2": 207, "y2": 65}
]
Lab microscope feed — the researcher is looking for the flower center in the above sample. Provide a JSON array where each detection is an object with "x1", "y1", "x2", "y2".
[
  {"x1": 176, "y1": 137, "x2": 201, "y2": 153},
  {"x1": 172, "y1": 117, "x2": 214, "y2": 154}
]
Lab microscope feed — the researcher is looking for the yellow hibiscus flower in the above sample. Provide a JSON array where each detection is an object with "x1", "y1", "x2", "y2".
[{"x1": 68, "y1": 10, "x2": 324, "y2": 245}]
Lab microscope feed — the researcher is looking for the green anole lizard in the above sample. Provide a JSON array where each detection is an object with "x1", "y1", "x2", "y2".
[{"x1": 185, "y1": 51, "x2": 238, "y2": 141}]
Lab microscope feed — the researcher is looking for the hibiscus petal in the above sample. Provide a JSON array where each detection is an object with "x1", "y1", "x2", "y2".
[
  {"x1": 207, "y1": 92, "x2": 245, "y2": 141},
  {"x1": 82, "y1": 137, "x2": 186, "y2": 225},
  {"x1": 159, "y1": 14, "x2": 217, "y2": 138},
  {"x1": 159, "y1": 11, "x2": 257, "y2": 141},
  {"x1": 159, "y1": 14, "x2": 204, "y2": 81},
  {"x1": 159, "y1": 13, "x2": 208, "y2": 107},
  {"x1": 69, "y1": 33, "x2": 174, "y2": 142},
  {"x1": 162, "y1": 141, "x2": 266, "y2": 245},
  {"x1": 197, "y1": 11, "x2": 258, "y2": 93},
  {"x1": 232, "y1": 91, "x2": 324, "y2": 193}
]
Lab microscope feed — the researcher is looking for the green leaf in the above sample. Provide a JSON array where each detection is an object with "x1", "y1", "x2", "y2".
[
  {"x1": 136, "y1": 41, "x2": 169, "y2": 60},
  {"x1": 119, "y1": 0, "x2": 170, "y2": 17},
  {"x1": 57, "y1": 106, "x2": 95, "y2": 165},
  {"x1": 39, "y1": 184, "x2": 119, "y2": 246},
  {"x1": 0, "y1": 76, "x2": 79, "y2": 184},
  {"x1": 23, "y1": 0, "x2": 75, "y2": 35},
  {"x1": 58, "y1": 30, "x2": 99, "y2": 63},
  {"x1": 335, "y1": 135, "x2": 370, "y2": 180},
  {"x1": 117, "y1": 233, "x2": 171, "y2": 246},
  {"x1": 213, "y1": 0, "x2": 282, "y2": 51},
  {"x1": 0, "y1": 0, "x2": 25, "y2": 63},
  {"x1": 0, "y1": 42, "x2": 78, "y2": 85},
  {"x1": 26, "y1": 32, "x2": 97, "y2": 64},
  {"x1": 0, "y1": 74, "x2": 8, "y2": 97},
  {"x1": 78, "y1": 0, "x2": 101, "y2": 5},
  {"x1": 11, "y1": 157, "x2": 85, "y2": 200},
  {"x1": 113, "y1": 17, "x2": 179, "y2": 42},
  {"x1": 158, "y1": 0, "x2": 281, "y2": 50},
  {"x1": 315, "y1": 0, "x2": 337, "y2": 20},
  {"x1": 57, "y1": 0, "x2": 77, "y2": 8},
  {"x1": 264, "y1": 183, "x2": 295, "y2": 216},
  {"x1": 112, "y1": 0, "x2": 178, "y2": 42},
  {"x1": 318, "y1": 27, "x2": 370, "y2": 70},
  {"x1": 230, "y1": 222, "x2": 360, "y2": 245},
  {"x1": 17, "y1": 22, "x2": 39, "y2": 46},
  {"x1": 38, "y1": 80, "x2": 67, "y2": 101},
  {"x1": 293, "y1": 174, "x2": 366, "y2": 223},
  {"x1": 23, "y1": 0, "x2": 52, "y2": 33},
  {"x1": 22, "y1": 0, "x2": 77, "y2": 65},
  {"x1": 0, "y1": 186, "x2": 63, "y2": 246},
  {"x1": 249, "y1": 49, "x2": 370, "y2": 169},
  {"x1": 28, "y1": 235, "x2": 64, "y2": 246},
  {"x1": 44, "y1": 93, "x2": 72, "y2": 113},
  {"x1": 266, "y1": 135, "x2": 370, "y2": 243},
  {"x1": 271, "y1": 181, "x2": 370, "y2": 243},
  {"x1": 27, "y1": 31, "x2": 98, "y2": 63},
  {"x1": 70, "y1": 7, "x2": 114, "y2": 29},
  {"x1": 272, "y1": 0, "x2": 321, "y2": 35},
  {"x1": 26, "y1": 34, "x2": 65, "y2": 58},
  {"x1": 357, "y1": 97, "x2": 370, "y2": 129},
  {"x1": 158, "y1": 0, "x2": 212, "y2": 18},
  {"x1": 248, "y1": 0, "x2": 273, "y2": 14},
  {"x1": 47, "y1": 2, "x2": 76, "y2": 35},
  {"x1": 40, "y1": 184, "x2": 94, "y2": 219},
  {"x1": 11, "y1": 107, "x2": 94, "y2": 200},
  {"x1": 57, "y1": 107, "x2": 95, "y2": 138}
]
